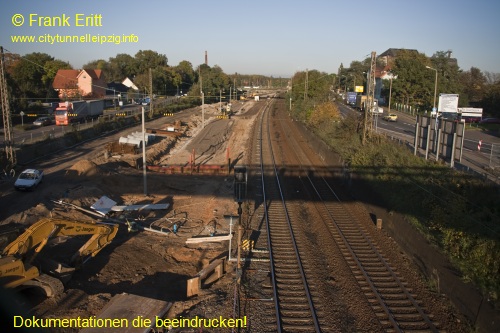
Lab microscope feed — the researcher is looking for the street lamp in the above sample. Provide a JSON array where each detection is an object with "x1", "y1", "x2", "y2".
[
  {"x1": 426, "y1": 66, "x2": 438, "y2": 113},
  {"x1": 426, "y1": 66, "x2": 439, "y2": 154}
]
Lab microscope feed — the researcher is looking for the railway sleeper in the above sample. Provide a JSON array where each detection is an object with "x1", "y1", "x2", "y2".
[
  {"x1": 277, "y1": 289, "x2": 308, "y2": 297},
  {"x1": 280, "y1": 307, "x2": 315, "y2": 315},
  {"x1": 281, "y1": 318, "x2": 316, "y2": 325},
  {"x1": 381, "y1": 293, "x2": 416, "y2": 301},
  {"x1": 397, "y1": 322, "x2": 434, "y2": 331},
  {"x1": 276, "y1": 277, "x2": 304, "y2": 284},
  {"x1": 272, "y1": 255, "x2": 301, "y2": 262},
  {"x1": 369, "y1": 274, "x2": 400, "y2": 280},
  {"x1": 279, "y1": 295, "x2": 312, "y2": 303},
  {"x1": 392, "y1": 313, "x2": 429, "y2": 322},
  {"x1": 389, "y1": 306, "x2": 426, "y2": 315},
  {"x1": 274, "y1": 263, "x2": 302, "y2": 269},
  {"x1": 382, "y1": 299, "x2": 415, "y2": 307},
  {"x1": 372, "y1": 282, "x2": 402, "y2": 289},
  {"x1": 377, "y1": 287, "x2": 413, "y2": 294}
]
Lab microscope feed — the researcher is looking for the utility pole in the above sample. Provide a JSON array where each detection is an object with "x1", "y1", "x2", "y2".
[
  {"x1": 0, "y1": 46, "x2": 16, "y2": 168},
  {"x1": 200, "y1": 72, "x2": 205, "y2": 128},
  {"x1": 148, "y1": 68, "x2": 153, "y2": 118},
  {"x1": 363, "y1": 51, "x2": 376, "y2": 145},
  {"x1": 304, "y1": 69, "x2": 308, "y2": 101},
  {"x1": 141, "y1": 107, "x2": 148, "y2": 196}
]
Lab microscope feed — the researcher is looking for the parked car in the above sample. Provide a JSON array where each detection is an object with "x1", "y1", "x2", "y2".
[
  {"x1": 141, "y1": 97, "x2": 151, "y2": 106},
  {"x1": 33, "y1": 117, "x2": 52, "y2": 126},
  {"x1": 383, "y1": 114, "x2": 398, "y2": 122},
  {"x1": 479, "y1": 118, "x2": 500, "y2": 124},
  {"x1": 14, "y1": 169, "x2": 44, "y2": 191}
]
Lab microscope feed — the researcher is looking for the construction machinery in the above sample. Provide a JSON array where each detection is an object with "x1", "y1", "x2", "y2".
[{"x1": 0, "y1": 218, "x2": 118, "y2": 297}]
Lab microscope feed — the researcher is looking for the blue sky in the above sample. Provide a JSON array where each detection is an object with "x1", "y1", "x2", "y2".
[{"x1": 1, "y1": 0, "x2": 499, "y2": 77}]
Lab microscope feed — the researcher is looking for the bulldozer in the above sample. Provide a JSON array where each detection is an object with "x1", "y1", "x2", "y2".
[{"x1": 0, "y1": 218, "x2": 118, "y2": 297}]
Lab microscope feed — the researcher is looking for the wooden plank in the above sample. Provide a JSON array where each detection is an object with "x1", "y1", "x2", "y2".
[
  {"x1": 80, "y1": 293, "x2": 171, "y2": 333},
  {"x1": 111, "y1": 204, "x2": 169, "y2": 212},
  {"x1": 185, "y1": 234, "x2": 232, "y2": 244},
  {"x1": 186, "y1": 258, "x2": 226, "y2": 297}
]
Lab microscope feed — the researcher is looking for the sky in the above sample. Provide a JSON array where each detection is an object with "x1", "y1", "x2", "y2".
[{"x1": 1, "y1": 0, "x2": 500, "y2": 77}]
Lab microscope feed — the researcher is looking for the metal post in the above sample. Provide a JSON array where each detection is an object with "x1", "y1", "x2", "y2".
[
  {"x1": 388, "y1": 76, "x2": 393, "y2": 113},
  {"x1": 490, "y1": 143, "x2": 494, "y2": 168},
  {"x1": 414, "y1": 121, "x2": 419, "y2": 155},
  {"x1": 142, "y1": 107, "x2": 148, "y2": 195},
  {"x1": 236, "y1": 202, "x2": 243, "y2": 284},
  {"x1": 228, "y1": 216, "x2": 233, "y2": 261},
  {"x1": 425, "y1": 125, "x2": 431, "y2": 160},
  {"x1": 436, "y1": 127, "x2": 441, "y2": 161},
  {"x1": 450, "y1": 132, "x2": 457, "y2": 168},
  {"x1": 202, "y1": 92, "x2": 205, "y2": 128}
]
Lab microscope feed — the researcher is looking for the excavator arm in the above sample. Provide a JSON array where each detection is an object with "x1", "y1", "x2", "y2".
[{"x1": 0, "y1": 218, "x2": 118, "y2": 293}]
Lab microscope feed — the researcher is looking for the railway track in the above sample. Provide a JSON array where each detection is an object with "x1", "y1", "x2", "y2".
[
  {"x1": 277, "y1": 104, "x2": 441, "y2": 331},
  {"x1": 241, "y1": 97, "x2": 444, "y2": 332}
]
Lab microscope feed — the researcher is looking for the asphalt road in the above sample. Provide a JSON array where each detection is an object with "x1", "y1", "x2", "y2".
[{"x1": 337, "y1": 102, "x2": 500, "y2": 183}]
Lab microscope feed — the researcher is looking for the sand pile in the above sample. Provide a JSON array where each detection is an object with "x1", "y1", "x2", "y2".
[{"x1": 66, "y1": 159, "x2": 101, "y2": 177}]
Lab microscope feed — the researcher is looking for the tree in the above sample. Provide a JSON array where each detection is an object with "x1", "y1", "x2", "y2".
[
  {"x1": 308, "y1": 102, "x2": 341, "y2": 129},
  {"x1": 42, "y1": 59, "x2": 72, "y2": 100},
  {"x1": 429, "y1": 51, "x2": 463, "y2": 106},
  {"x1": 191, "y1": 64, "x2": 231, "y2": 100},
  {"x1": 460, "y1": 67, "x2": 486, "y2": 106},
  {"x1": 391, "y1": 50, "x2": 432, "y2": 109},
  {"x1": 482, "y1": 80, "x2": 500, "y2": 117},
  {"x1": 173, "y1": 60, "x2": 195, "y2": 94},
  {"x1": 9, "y1": 52, "x2": 72, "y2": 109},
  {"x1": 135, "y1": 50, "x2": 167, "y2": 75}
]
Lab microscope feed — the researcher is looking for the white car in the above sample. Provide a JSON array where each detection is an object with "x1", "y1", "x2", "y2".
[
  {"x1": 14, "y1": 169, "x2": 44, "y2": 191},
  {"x1": 33, "y1": 117, "x2": 52, "y2": 126}
]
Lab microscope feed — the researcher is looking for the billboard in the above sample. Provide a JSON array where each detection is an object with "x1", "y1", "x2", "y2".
[
  {"x1": 355, "y1": 86, "x2": 364, "y2": 93},
  {"x1": 438, "y1": 94, "x2": 459, "y2": 113}
]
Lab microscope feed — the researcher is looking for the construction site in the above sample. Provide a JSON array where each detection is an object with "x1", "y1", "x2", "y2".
[{"x1": 0, "y1": 83, "x2": 264, "y2": 332}]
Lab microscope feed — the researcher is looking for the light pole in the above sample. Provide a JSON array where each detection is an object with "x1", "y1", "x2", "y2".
[
  {"x1": 426, "y1": 66, "x2": 438, "y2": 113},
  {"x1": 426, "y1": 66, "x2": 439, "y2": 154},
  {"x1": 388, "y1": 74, "x2": 393, "y2": 113}
]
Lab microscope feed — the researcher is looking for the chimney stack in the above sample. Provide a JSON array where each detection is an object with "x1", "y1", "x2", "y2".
[{"x1": 205, "y1": 51, "x2": 208, "y2": 65}]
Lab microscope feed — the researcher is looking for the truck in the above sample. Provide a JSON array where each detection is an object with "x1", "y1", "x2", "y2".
[
  {"x1": 346, "y1": 92, "x2": 357, "y2": 106},
  {"x1": 355, "y1": 95, "x2": 367, "y2": 111},
  {"x1": 14, "y1": 169, "x2": 43, "y2": 191},
  {"x1": 54, "y1": 100, "x2": 105, "y2": 125}
]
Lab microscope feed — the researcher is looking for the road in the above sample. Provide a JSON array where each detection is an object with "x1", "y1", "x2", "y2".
[
  {"x1": 337, "y1": 102, "x2": 500, "y2": 183},
  {"x1": 0, "y1": 98, "x2": 177, "y2": 147}
]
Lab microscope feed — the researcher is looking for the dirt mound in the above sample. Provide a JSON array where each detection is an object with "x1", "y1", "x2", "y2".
[{"x1": 66, "y1": 159, "x2": 101, "y2": 177}]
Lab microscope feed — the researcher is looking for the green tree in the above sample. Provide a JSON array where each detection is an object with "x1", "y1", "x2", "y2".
[
  {"x1": 135, "y1": 50, "x2": 168, "y2": 75},
  {"x1": 191, "y1": 64, "x2": 231, "y2": 100},
  {"x1": 289, "y1": 69, "x2": 334, "y2": 121},
  {"x1": 173, "y1": 60, "x2": 195, "y2": 94},
  {"x1": 108, "y1": 53, "x2": 138, "y2": 81},
  {"x1": 429, "y1": 51, "x2": 463, "y2": 106},
  {"x1": 482, "y1": 80, "x2": 500, "y2": 117},
  {"x1": 43, "y1": 59, "x2": 72, "y2": 100},
  {"x1": 9, "y1": 52, "x2": 72, "y2": 109},
  {"x1": 391, "y1": 50, "x2": 432, "y2": 109},
  {"x1": 460, "y1": 67, "x2": 486, "y2": 106}
]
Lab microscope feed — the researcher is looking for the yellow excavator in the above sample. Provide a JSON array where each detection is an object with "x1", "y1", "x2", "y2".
[{"x1": 0, "y1": 218, "x2": 118, "y2": 297}]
